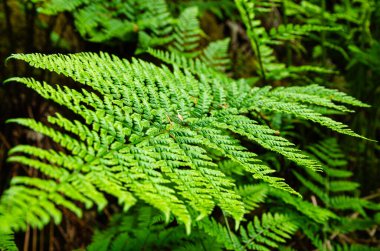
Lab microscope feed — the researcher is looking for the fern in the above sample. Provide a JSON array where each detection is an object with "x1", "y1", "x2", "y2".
[
  {"x1": 237, "y1": 184, "x2": 269, "y2": 213},
  {"x1": 196, "y1": 212, "x2": 299, "y2": 251},
  {"x1": 88, "y1": 205, "x2": 299, "y2": 251},
  {"x1": 293, "y1": 138, "x2": 380, "y2": 250},
  {"x1": 239, "y1": 213, "x2": 298, "y2": 251},
  {"x1": 294, "y1": 138, "x2": 377, "y2": 212},
  {"x1": 38, "y1": 0, "x2": 173, "y2": 43},
  {"x1": 235, "y1": 0, "x2": 338, "y2": 82},
  {"x1": 200, "y1": 38, "x2": 232, "y2": 72},
  {"x1": 0, "y1": 50, "x2": 367, "y2": 238},
  {"x1": 168, "y1": 6, "x2": 202, "y2": 57},
  {"x1": 284, "y1": 0, "x2": 376, "y2": 64},
  {"x1": 1, "y1": 1, "x2": 376, "y2": 249},
  {"x1": 87, "y1": 205, "x2": 223, "y2": 251},
  {"x1": 0, "y1": 233, "x2": 17, "y2": 251}
]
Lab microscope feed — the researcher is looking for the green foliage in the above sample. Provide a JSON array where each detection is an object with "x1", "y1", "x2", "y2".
[
  {"x1": 198, "y1": 213, "x2": 299, "y2": 251},
  {"x1": 0, "y1": 50, "x2": 370, "y2": 249},
  {"x1": 0, "y1": 233, "x2": 17, "y2": 251},
  {"x1": 37, "y1": 0, "x2": 173, "y2": 43},
  {"x1": 87, "y1": 205, "x2": 223, "y2": 251},
  {"x1": 37, "y1": 0, "x2": 206, "y2": 57},
  {"x1": 36, "y1": 0, "x2": 234, "y2": 65},
  {"x1": 88, "y1": 205, "x2": 299, "y2": 251},
  {"x1": 1, "y1": 0, "x2": 378, "y2": 250},
  {"x1": 294, "y1": 138, "x2": 379, "y2": 213},
  {"x1": 84, "y1": 138, "x2": 379, "y2": 251},
  {"x1": 235, "y1": 0, "x2": 339, "y2": 81},
  {"x1": 293, "y1": 138, "x2": 380, "y2": 250}
]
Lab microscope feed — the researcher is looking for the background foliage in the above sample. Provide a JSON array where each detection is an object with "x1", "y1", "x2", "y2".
[{"x1": 0, "y1": 0, "x2": 379, "y2": 250}]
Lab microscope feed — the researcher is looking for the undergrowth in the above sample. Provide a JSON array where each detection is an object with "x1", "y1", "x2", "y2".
[{"x1": 0, "y1": 0, "x2": 379, "y2": 250}]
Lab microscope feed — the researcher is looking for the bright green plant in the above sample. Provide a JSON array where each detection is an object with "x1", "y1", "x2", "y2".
[
  {"x1": 87, "y1": 204, "x2": 299, "y2": 251},
  {"x1": 0, "y1": 49, "x2": 371, "y2": 250},
  {"x1": 0, "y1": 0, "x2": 378, "y2": 250},
  {"x1": 85, "y1": 139, "x2": 380, "y2": 250},
  {"x1": 0, "y1": 49, "x2": 364, "y2": 228},
  {"x1": 0, "y1": 234, "x2": 17, "y2": 251}
]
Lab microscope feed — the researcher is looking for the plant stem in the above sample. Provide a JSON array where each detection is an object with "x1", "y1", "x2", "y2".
[
  {"x1": 283, "y1": 1, "x2": 292, "y2": 66},
  {"x1": 3, "y1": 0, "x2": 17, "y2": 74},
  {"x1": 321, "y1": 0, "x2": 327, "y2": 66}
]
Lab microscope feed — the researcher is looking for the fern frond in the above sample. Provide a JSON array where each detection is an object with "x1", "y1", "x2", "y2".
[
  {"x1": 237, "y1": 184, "x2": 269, "y2": 213},
  {"x1": 235, "y1": 0, "x2": 339, "y2": 81},
  {"x1": 197, "y1": 217, "x2": 243, "y2": 250},
  {"x1": 0, "y1": 232, "x2": 17, "y2": 251},
  {"x1": 37, "y1": 0, "x2": 88, "y2": 14},
  {"x1": 269, "y1": 188, "x2": 337, "y2": 224},
  {"x1": 294, "y1": 138, "x2": 379, "y2": 219},
  {"x1": 293, "y1": 170, "x2": 329, "y2": 203},
  {"x1": 214, "y1": 114, "x2": 321, "y2": 171},
  {"x1": 197, "y1": 213, "x2": 299, "y2": 251},
  {"x1": 200, "y1": 38, "x2": 231, "y2": 72},
  {"x1": 333, "y1": 244, "x2": 380, "y2": 251},
  {"x1": 169, "y1": 7, "x2": 202, "y2": 57},
  {"x1": 0, "y1": 183, "x2": 72, "y2": 231},
  {"x1": 330, "y1": 196, "x2": 380, "y2": 216},
  {"x1": 269, "y1": 24, "x2": 340, "y2": 41},
  {"x1": 243, "y1": 87, "x2": 368, "y2": 139},
  {"x1": 239, "y1": 213, "x2": 299, "y2": 251},
  {"x1": 2, "y1": 52, "x2": 368, "y2": 235},
  {"x1": 289, "y1": 84, "x2": 370, "y2": 108},
  {"x1": 328, "y1": 181, "x2": 360, "y2": 193}
]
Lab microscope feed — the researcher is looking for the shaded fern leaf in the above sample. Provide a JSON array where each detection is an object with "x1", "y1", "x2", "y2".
[
  {"x1": 240, "y1": 213, "x2": 299, "y2": 251},
  {"x1": 0, "y1": 232, "x2": 17, "y2": 251},
  {"x1": 295, "y1": 138, "x2": 380, "y2": 219},
  {"x1": 200, "y1": 38, "x2": 231, "y2": 72},
  {"x1": 235, "y1": 0, "x2": 339, "y2": 81},
  {"x1": 237, "y1": 184, "x2": 269, "y2": 213},
  {"x1": 169, "y1": 7, "x2": 203, "y2": 57},
  {"x1": 38, "y1": 0, "x2": 173, "y2": 43},
  {"x1": 197, "y1": 213, "x2": 299, "y2": 251}
]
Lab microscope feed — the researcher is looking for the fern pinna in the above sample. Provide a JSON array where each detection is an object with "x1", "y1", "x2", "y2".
[
  {"x1": 292, "y1": 139, "x2": 380, "y2": 251},
  {"x1": 86, "y1": 140, "x2": 379, "y2": 251},
  {"x1": 37, "y1": 0, "x2": 207, "y2": 57},
  {"x1": 38, "y1": 0, "x2": 174, "y2": 43},
  {"x1": 87, "y1": 204, "x2": 299, "y2": 251},
  {"x1": 0, "y1": 50, "x2": 368, "y2": 241}
]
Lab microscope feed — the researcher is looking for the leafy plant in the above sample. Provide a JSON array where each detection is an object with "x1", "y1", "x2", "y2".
[
  {"x1": 0, "y1": 47, "x2": 370, "y2": 250},
  {"x1": 0, "y1": 0, "x2": 378, "y2": 250},
  {"x1": 293, "y1": 138, "x2": 380, "y2": 250},
  {"x1": 85, "y1": 138, "x2": 379, "y2": 250}
]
